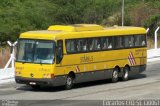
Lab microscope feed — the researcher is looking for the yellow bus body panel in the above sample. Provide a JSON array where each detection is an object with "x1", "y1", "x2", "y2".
[
  {"x1": 16, "y1": 24, "x2": 147, "y2": 82},
  {"x1": 15, "y1": 63, "x2": 54, "y2": 78},
  {"x1": 56, "y1": 48, "x2": 147, "y2": 75}
]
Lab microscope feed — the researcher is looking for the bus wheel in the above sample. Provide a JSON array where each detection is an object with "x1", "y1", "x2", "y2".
[
  {"x1": 112, "y1": 68, "x2": 119, "y2": 83},
  {"x1": 122, "y1": 67, "x2": 129, "y2": 81},
  {"x1": 65, "y1": 75, "x2": 74, "y2": 90},
  {"x1": 30, "y1": 85, "x2": 40, "y2": 90}
]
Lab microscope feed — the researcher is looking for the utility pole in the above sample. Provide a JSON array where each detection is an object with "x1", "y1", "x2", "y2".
[{"x1": 122, "y1": 0, "x2": 124, "y2": 26}]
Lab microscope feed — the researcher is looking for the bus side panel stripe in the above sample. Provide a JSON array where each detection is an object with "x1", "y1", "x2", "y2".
[
  {"x1": 128, "y1": 54, "x2": 133, "y2": 65},
  {"x1": 130, "y1": 52, "x2": 136, "y2": 65},
  {"x1": 76, "y1": 66, "x2": 80, "y2": 72}
]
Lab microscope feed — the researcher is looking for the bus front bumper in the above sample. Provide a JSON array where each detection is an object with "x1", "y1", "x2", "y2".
[{"x1": 15, "y1": 76, "x2": 66, "y2": 87}]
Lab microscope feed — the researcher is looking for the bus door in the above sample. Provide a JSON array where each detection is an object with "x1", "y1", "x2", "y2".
[{"x1": 55, "y1": 40, "x2": 64, "y2": 75}]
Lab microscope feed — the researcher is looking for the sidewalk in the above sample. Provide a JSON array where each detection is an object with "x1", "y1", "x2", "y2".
[
  {"x1": 0, "y1": 68, "x2": 15, "y2": 84},
  {"x1": 0, "y1": 48, "x2": 160, "y2": 84},
  {"x1": 147, "y1": 48, "x2": 160, "y2": 62}
]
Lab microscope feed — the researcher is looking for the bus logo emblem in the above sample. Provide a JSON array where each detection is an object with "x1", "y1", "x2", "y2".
[
  {"x1": 128, "y1": 51, "x2": 136, "y2": 66},
  {"x1": 30, "y1": 73, "x2": 34, "y2": 78}
]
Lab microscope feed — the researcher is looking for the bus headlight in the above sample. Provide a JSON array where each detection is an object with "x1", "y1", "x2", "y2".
[{"x1": 15, "y1": 71, "x2": 21, "y2": 76}]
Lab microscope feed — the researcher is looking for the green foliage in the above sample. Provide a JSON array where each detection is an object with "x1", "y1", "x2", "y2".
[
  {"x1": 0, "y1": 0, "x2": 56, "y2": 44},
  {"x1": 144, "y1": 14, "x2": 160, "y2": 37},
  {"x1": 0, "y1": 0, "x2": 159, "y2": 44}
]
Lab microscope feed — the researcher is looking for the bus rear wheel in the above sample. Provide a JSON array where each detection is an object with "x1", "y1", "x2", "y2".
[
  {"x1": 111, "y1": 68, "x2": 119, "y2": 83},
  {"x1": 122, "y1": 66, "x2": 129, "y2": 81},
  {"x1": 65, "y1": 75, "x2": 74, "y2": 90}
]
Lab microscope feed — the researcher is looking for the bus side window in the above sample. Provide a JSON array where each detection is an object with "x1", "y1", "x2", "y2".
[
  {"x1": 94, "y1": 38, "x2": 101, "y2": 50},
  {"x1": 88, "y1": 39, "x2": 94, "y2": 51},
  {"x1": 101, "y1": 37, "x2": 112, "y2": 50},
  {"x1": 56, "y1": 40, "x2": 63, "y2": 64},
  {"x1": 141, "y1": 35, "x2": 146, "y2": 46},
  {"x1": 129, "y1": 36, "x2": 134, "y2": 47},
  {"x1": 125, "y1": 36, "x2": 134, "y2": 48},
  {"x1": 83, "y1": 40, "x2": 88, "y2": 51},
  {"x1": 77, "y1": 39, "x2": 88, "y2": 52},
  {"x1": 66, "y1": 40, "x2": 76, "y2": 53},
  {"x1": 135, "y1": 35, "x2": 140, "y2": 47},
  {"x1": 115, "y1": 36, "x2": 124, "y2": 49},
  {"x1": 101, "y1": 37, "x2": 107, "y2": 50},
  {"x1": 134, "y1": 35, "x2": 146, "y2": 47},
  {"x1": 108, "y1": 37, "x2": 113, "y2": 49}
]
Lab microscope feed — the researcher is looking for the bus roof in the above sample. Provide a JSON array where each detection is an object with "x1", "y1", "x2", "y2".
[
  {"x1": 48, "y1": 24, "x2": 104, "y2": 32},
  {"x1": 20, "y1": 24, "x2": 146, "y2": 40}
]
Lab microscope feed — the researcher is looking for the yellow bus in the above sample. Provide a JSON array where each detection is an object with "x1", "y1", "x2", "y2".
[{"x1": 15, "y1": 24, "x2": 147, "y2": 89}]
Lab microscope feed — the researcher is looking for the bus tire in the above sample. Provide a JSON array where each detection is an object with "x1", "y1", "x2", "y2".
[
  {"x1": 111, "y1": 68, "x2": 119, "y2": 83},
  {"x1": 122, "y1": 66, "x2": 129, "y2": 81},
  {"x1": 65, "y1": 75, "x2": 74, "y2": 90}
]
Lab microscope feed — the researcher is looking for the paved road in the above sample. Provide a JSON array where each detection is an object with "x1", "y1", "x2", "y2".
[{"x1": 0, "y1": 61, "x2": 160, "y2": 106}]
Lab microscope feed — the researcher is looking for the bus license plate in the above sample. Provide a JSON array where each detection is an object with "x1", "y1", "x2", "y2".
[{"x1": 29, "y1": 82, "x2": 36, "y2": 85}]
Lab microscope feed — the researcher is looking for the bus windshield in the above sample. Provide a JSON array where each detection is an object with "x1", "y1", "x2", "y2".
[{"x1": 16, "y1": 39, "x2": 55, "y2": 64}]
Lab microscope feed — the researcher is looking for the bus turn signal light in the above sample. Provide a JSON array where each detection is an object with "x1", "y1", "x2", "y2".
[{"x1": 43, "y1": 74, "x2": 54, "y2": 78}]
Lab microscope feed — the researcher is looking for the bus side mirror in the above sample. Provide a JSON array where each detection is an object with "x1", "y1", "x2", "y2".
[{"x1": 56, "y1": 40, "x2": 63, "y2": 64}]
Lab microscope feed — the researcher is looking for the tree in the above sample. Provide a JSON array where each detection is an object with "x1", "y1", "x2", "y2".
[
  {"x1": 0, "y1": 0, "x2": 160, "y2": 44},
  {"x1": 0, "y1": 0, "x2": 56, "y2": 44}
]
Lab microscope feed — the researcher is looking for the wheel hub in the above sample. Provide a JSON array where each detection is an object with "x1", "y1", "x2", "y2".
[
  {"x1": 67, "y1": 78, "x2": 72, "y2": 85},
  {"x1": 124, "y1": 70, "x2": 128, "y2": 78},
  {"x1": 113, "y1": 71, "x2": 118, "y2": 78}
]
